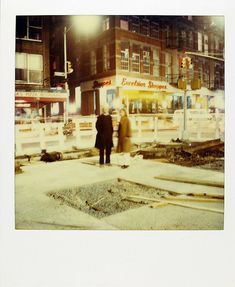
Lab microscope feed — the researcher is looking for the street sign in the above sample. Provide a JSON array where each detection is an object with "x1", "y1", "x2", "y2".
[{"x1": 54, "y1": 71, "x2": 65, "y2": 77}]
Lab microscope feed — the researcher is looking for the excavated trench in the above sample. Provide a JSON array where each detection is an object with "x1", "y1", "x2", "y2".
[{"x1": 47, "y1": 179, "x2": 169, "y2": 218}]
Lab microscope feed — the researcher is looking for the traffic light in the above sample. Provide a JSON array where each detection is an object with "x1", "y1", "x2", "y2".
[
  {"x1": 180, "y1": 57, "x2": 187, "y2": 68},
  {"x1": 191, "y1": 79, "x2": 201, "y2": 90},
  {"x1": 178, "y1": 78, "x2": 187, "y2": 90},
  {"x1": 67, "y1": 61, "x2": 73, "y2": 74},
  {"x1": 188, "y1": 57, "x2": 193, "y2": 69}
]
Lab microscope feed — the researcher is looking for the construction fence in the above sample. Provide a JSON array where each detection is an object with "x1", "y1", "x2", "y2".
[{"x1": 15, "y1": 114, "x2": 224, "y2": 156}]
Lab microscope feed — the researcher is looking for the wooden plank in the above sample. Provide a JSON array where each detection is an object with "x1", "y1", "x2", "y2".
[
  {"x1": 118, "y1": 178, "x2": 224, "y2": 199},
  {"x1": 163, "y1": 195, "x2": 223, "y2": 203},
  {"x1": 182, "y1": 139, "x2": 223, "y2": 154},
  {"x1": 125, "y1": 195, "x2": 224, "y2": 214},
  {"x1": 154, "y1": 175, "x2": 224, "y2": 188}
]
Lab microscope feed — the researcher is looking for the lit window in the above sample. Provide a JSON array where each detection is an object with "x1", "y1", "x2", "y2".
[
  {"x1": 121, "y1": 42, "x2": 129, "y2": 71},
  {"x1": 16, "y1": 16, "x2": 42, "y2": 41},
  {"x1": 161, "y1": 52, "x2": 172, "y2": 81},
  {"x1": 153, "y1": 48, "x2": 160, "y2": 77},
  {"x1": 15, "y1": 52, "x2": 43, "y2": 84},
  {"x1": 143, "y1": 47, "x2": 150, "y2": 74},
  {"x1": 132, "y1": 44, "x2": 140, "y2": 72},
  {"x1": 103, "y1": 44, "x2": 110, "y2": 71},
  {"x1": 198, "y1": 32, "x2": 202, "y2": 52}
]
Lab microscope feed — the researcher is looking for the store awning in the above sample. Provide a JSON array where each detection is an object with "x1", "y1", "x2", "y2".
[{"x1": 15, "y1": 90, "x2": 68, "y2": 106}]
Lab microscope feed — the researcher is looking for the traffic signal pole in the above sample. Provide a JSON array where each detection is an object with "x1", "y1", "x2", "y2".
[
  {"x1": 64, "y1": 26, "x2": 69, "y2": 123},
  {"x1": 183, "y1": 88, "x2": 188, "y2": 140}
]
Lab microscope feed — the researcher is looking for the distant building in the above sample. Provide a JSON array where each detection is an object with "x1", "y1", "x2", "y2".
[{"x1": 15, "y1": 16, "x2": 68, "y2": 123}]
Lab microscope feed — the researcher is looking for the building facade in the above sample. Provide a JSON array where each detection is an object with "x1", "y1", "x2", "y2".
[
  {"x1": 69, "y1": 15, "x2": 224, "y2": 116},
  {"x1": 15, "y1": 16, "x2": 68, "y2": 123},
  {"x1": 18, "y1": 16, "x2": 224, "y2": 119}
]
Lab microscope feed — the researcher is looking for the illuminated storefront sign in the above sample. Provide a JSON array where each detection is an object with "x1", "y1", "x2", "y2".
[
  {"x1": 15, "y1": 91, "x2": 68, "y2": 99},
  {"x1": 92, "y1": 79, "x2": 112, "y2": 89},
  {"x1": 15, "y1": 91, "x2": 68, "y2": 103},
  {"x1": 120, "y1": 77, "x2": 167, "y2": 90}
]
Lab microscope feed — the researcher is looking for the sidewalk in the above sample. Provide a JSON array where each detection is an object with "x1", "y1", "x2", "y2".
[{"x1": 15, "y1": 155, "x2": 224, "y2": 230}]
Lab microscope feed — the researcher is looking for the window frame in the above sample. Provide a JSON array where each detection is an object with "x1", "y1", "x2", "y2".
[
  {"x1": 143, "y1": 48, "x2": 150, "y2": 74},
  {"x1": 15, "y1": 52, "x2": 43, "y2": 84},
  {"x1": 16, "y1": 16, "x2": 43, "y2": 42},
  {"x1": 120, "y1": 42, "x2": 129, "y2": 71}
]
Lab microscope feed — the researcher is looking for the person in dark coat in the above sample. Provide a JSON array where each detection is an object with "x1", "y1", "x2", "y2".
[
  {"x1": 95, "y1": 104, "x2": 113, "y2": 167},
  {"x1": 117, "y1": 108, "x2": 132, "y2": 168}
]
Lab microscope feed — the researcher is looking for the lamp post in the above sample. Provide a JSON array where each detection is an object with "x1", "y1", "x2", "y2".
[
  {"x1": 62, "y1": 16, "x2": 101, "y2": 122},
  {"x1": 63, "y1": 25, "x2": 73, "y2": 123}
]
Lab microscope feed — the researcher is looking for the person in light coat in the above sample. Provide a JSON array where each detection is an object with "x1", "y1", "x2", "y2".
[{"x1": 117, "y1": 108, "x2": 132, "y2": 168}]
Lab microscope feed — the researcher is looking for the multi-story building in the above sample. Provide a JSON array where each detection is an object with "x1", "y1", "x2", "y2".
[
  {"x1": 15, "y1": 16, "x2": 68, "y2": 122},
  {"x1": 63, "y1": 15, "x2": 224, "y2": 116}
]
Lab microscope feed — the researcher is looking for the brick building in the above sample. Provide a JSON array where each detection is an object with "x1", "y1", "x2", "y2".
[
  {"x1": 15, "y1": 16, "x2": 68, "y2": 122},
  {"x1": 18, "y1": 16, "x2": 223, "y2": 119},
  {"x1": 67, "y1": 15, "x2": 224, "y2": 116}
]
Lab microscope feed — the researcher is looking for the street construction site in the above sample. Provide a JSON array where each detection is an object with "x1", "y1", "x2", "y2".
[{"x1": 15, "y1": 137, "x2": 224, "y2": 230}]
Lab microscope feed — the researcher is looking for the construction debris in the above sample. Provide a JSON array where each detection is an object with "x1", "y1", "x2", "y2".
[
  {"x1": 131, "y1": 139, "x2": 224, "y2": 171},
  {"x1": 40, "y1": 151, "x2": 63, "y2": 163},
  {"x1": 182, "y1": 139, "x2": 224, "y2": 155}
]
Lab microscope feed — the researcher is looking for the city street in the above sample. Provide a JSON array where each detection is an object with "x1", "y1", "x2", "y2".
[{"x1": 15, "y1": 151, "x2": 224, "y2": 230}]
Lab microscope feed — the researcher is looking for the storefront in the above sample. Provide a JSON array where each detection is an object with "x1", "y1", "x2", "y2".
[
  {"x1": 80, "y1": 75, "x2": 183, "y2": 115},
  {"x1": 187, "y1": 87, "x2": 215, "y2": 110},
  {"x1": 15, "y1": 89, "x2": 69, "y2": 123}
]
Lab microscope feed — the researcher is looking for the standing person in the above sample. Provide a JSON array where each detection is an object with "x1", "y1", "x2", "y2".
[
  {"x1": 95, "y1": 104, "x2": 113, "y2": 167},
  {"x1": 117, "y1": 108, "x2": 132, "y2": 169}
]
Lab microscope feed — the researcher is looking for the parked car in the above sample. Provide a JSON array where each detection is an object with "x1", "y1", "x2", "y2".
[{"x1": 173, "y1": 109, "x2": 213, "y2": 126}]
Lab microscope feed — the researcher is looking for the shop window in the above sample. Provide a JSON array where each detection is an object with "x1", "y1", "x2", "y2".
[
  {"x1": 132, "y1": 44, "x2": 140, "y2": 72},
  {"x1": 121, "y1": 42, "x2": 129, "y2": 71},
  {"x1": 16, "y1": 16, "x2": 42, "y2": 41},
  {"x1": 103, "y1": 16, "x2": 110, "y2": 31},
  {"x1": 15, "y1": 52, "x2": 43, "y2": 84},
  {"x1": 106, "y1": 89, "x2": 116, "y2": 110},
  {"x1": 103, "y1": 44, "x2": 110, "y2": 71},
  {"x1": 143, "y1": 47, "x2": 150, "y2": 74},
  {"x1": 150, "y1": 22, "x2": 159, "y2": 39},
  {"x1": 90, "y1": 50, "x2": 96, "y2": 75}
]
